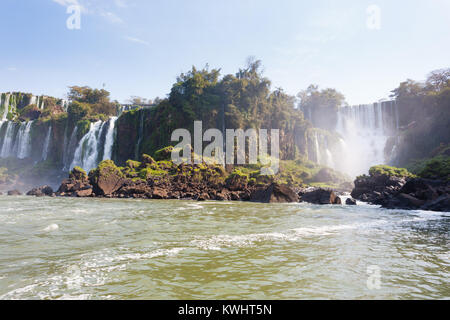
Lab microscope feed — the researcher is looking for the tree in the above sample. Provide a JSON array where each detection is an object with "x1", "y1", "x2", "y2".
[
  {"x1": 67, "y1": 86, "x2": 116, "y2": 117},
  {"x1": 390, "y1": 80, "x2": 425, "y2": 99},
  {"x1": 426, "y1": 68, "x2": 450, "y2": 92},
  {"x1": 297, "y1": 85, "x2": 346, "y2": 130}
]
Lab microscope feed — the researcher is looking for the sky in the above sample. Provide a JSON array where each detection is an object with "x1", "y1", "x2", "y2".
[{"x1": 0, "y1": 0, "x2": 449, "y2": 105}]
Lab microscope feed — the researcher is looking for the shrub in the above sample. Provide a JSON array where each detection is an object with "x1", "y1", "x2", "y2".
[{"x1": 369, "y1": 165, "x2": 415, "y2": 178}]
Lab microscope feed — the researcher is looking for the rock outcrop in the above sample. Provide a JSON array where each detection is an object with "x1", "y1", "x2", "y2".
[
  {"x1": 351, "y1": 174, "x2": 407, "y2": 203},
  {"x1": 377, "y1": 178, "x2": 449, "y2": 211},
  {"x1": 299, "y1": 188, "x2": 342, "y2": 205},
  {"x1": 250, "y1": 183, "x2": 299, "y2": 203},
  {"x1": 7, "y1": 190, "x2": 22, "y2": 196},
  {"x1": 351, "y1": 169, "x2": 450, "y2": 211},
  {"x1": 88, "y1": 160, "x2": 125, "y2": 196},
  {"x1": 27, "y1": 185, "x2": 54, "y2": 197}
]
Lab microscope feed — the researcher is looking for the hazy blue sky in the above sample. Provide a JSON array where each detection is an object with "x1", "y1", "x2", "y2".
[{"x1": 1, "y1": 0, "x2": 449, "y2": 104}]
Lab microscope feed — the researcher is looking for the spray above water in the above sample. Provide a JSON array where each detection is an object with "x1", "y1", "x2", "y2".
[{"x1": 334, "y1": 101, "x2": 399, "y2": 177}]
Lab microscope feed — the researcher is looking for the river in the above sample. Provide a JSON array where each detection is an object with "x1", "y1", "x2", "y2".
[{"x1": 0, "y1": 196, "x2": 448, "y2": 300}]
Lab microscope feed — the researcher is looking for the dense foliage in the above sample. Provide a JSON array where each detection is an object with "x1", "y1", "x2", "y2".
[
  {"x1": 297, "y1": 85, "x2": 346, "y2": 130},
  {"x1": 117, "y1": 59, "x2": 313, "y2": 162},
  {"x1": 67, "y1": 86, "x2": 118, "y2": 122},
  {"x1": 391, "y1": 68, "x2": 450, "y2": 166}
]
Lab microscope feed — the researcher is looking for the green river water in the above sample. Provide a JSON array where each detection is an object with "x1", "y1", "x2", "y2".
[{"x1": 0, "y1": 196, "x2": 448, "y2": 300}]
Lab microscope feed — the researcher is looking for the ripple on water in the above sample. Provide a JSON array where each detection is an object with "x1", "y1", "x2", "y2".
[{"x1": 0, "y1": 196, "x2": 448, "y2": 300}]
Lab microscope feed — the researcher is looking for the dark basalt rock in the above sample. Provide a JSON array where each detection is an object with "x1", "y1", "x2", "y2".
[
  {"x1": 420, "y1": 194, "x2": 450, "y2": 212},
  {"x1": 351, "y1": 174, "x2": 406, "y2": 204},
  {"x1": 352, "y1": 174, "x2": 450, "y2": 211},
  {"x1": 346, "y1": 198, "x2": 357, "y2": 205},
  {"x1": 27, "y1": 185, "x2": 54, "y2": 197},
  {"x1": 89, "y1": 161, "x2": 125, "y2": 196},
  {"x1": 250, "y1": 183, "x2": 299, "y2": 203},
  {"x1": 7, "y1": 190, "x2": 22, "y2": 196},
  {"x1": 299, "y1": 188, "x2": 341, "y2": 205}
]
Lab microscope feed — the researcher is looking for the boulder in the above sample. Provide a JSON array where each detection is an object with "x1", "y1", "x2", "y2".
[
  {"x1": 351, "y1": 174, "x2": 407, "y2": 203},
  {"x1": 381, "y1": 193, "x2": 426, "y2": 210},
  {"x1": 89, "y1": 160, "x2": 125, "y2": 196},
  {"x1": 250, "y1": 183, "x2": 298, "y2": 203},
  {"x1": 398, "y1": 178, "x2": 439, "y2": 201},
  {"x1": 69, "y1": 166, "x2": 88, "y2": 182},
  {"x1": 346, "y1": 198, "x2": 357, "y2": 205},
  {"x1": 27, "y1": 186, "x2": 54, "y2": 197},
  {"x1": 300, "y1": 188, "x2": 341, "y2": 205},
  {"x1": 7, "y1": 190, "x2": 22, "y2": 196},
  {"x1": 75, "y1": 188, "x2": 93, "y2": 197}
]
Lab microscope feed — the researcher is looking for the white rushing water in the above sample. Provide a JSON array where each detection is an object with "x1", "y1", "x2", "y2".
[
  {"x1": 71, "y1": 121, "x2": 104, "y2": 172},
  {"x1": 0, "y1": 122, "x2": 15, "y2": 158},
  {"x1": 334, "y1": 101, "x2": 398, "y2": 177},
  {"x1": 102, "y1": 117, "x2": 117, "y2": 161},
  {"x1": 15, "y1": 121, "x2": 34, "y2": 159},
  {"x1": 70, "y1": 117, "x2": 118, "y2": 172},
  {"x1": 42, "y1": 125, "x2": 52, "y2": 161}
]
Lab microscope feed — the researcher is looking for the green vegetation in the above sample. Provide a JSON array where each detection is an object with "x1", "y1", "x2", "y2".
[
  {"x1": 297, "y1": 85, "x2": 346, "y2": 130},
  {"x1": 154, "y1": 146, "x2": 174, "y2": 161},
  {"x1": 116, "y1": 59, "x2": 311, "y2": 163},
  {"x1": 407, "y1": 156, "x2": 450, "y2": 181},
  {"x1": 392, "y1": 68, "x2": 450, "y2": 166},
  {"x1": 368, "y1": 165, "x2": 415, "y2": 178}
]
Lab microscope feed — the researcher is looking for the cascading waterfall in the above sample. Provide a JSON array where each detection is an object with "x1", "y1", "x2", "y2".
[
  {"x1": 0, "y1": 121, "x2": 16, "y2": 158},
  {"x1": 0, "y1": 92, "x2": 121, "y2": 172},
  {"x1": 135, "y1": 111, "x2": 144, "y2": 160},
  {"x1": 42, "y1": 125, "x2": 52, "y2": 161},
  {"x1": 63, "y1": 126, "x2": 78, "y2": 171},
  {"x1": 102, "y1": 117, "x2": 117, "y2": 161},
  {"x1": 71, "y1": 121, "x2": 103, "y2": 172},
  {"x1": 334, "y1": 101, "x2": 399, "y2": 177},
  {"x1": 70, "y1": 117, "x2": 118, "y2": 172},
  {"x1": 14, "y1": 121, "x2": 34, "y2": 159},
  {"x1": 314, "y1": 133, "x2": 322, "y2": 165}
]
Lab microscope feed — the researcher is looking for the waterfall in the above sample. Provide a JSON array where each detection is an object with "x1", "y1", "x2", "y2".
[
  {"x1": 334, "y1": 101, "x2": 399, "y2": 177},
  {"x1": 102, "y1": 117, "x2": 117, "y2": 161},
  {"x1": 314, "y1": 133, "x2": 321, "y2": 165},
  {"x1": 0, "y1": 122, "x2": 16, "y2": 158},
  {"x1": 325, "y1": 149, "x2": 334, "y2": 168},
  {"x1": 135, "y1": 111, "x2": 144, "y2": 159},
  {"x1": 63, "y1": 126, "x2": 78, "y2": 171},
  {"x1": 42, "y1": 125, "x2": 52, "y2": 161},
  {"x1": 70, "y1": 118, "x2": 117, "y2": 172},
  {"x1": 14, "y1": 121, "x2": 34, "y2": 159},
  {"x1": 71, "y1": 121, "x2": 103, "y2": 172}
]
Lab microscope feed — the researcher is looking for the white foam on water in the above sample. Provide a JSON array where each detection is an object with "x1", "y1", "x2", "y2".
[{"x1": 43, "y1": 224, "x2": 59, "y2": 232}]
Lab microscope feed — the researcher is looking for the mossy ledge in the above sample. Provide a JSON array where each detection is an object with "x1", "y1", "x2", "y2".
[{"x1": 41, "y1": 150, "x2": 353, "y2": 204}]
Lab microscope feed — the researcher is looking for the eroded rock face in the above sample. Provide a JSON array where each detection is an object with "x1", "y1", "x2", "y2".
[
  {"x1": 89, "y1": 160, "x2": 125, "y2": 196},
  {"x1": 351, "y1": 174, "x2": 407, "y2": 204},
  {"x1": 377, "y1": 179, "x2": 449, "y2": 211},
  {"x1": 299, "y1": 188, "x2": 341, "y2": 205},
  {"x1": 250, "y1": 183, "x2": 299, "y2": 203},
  {"x1": 57, "y1": 167, "x2": 93, "y2": 197},
  {"x1": 351, "y1": 173, "x2": 450, "y2": 211}
]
